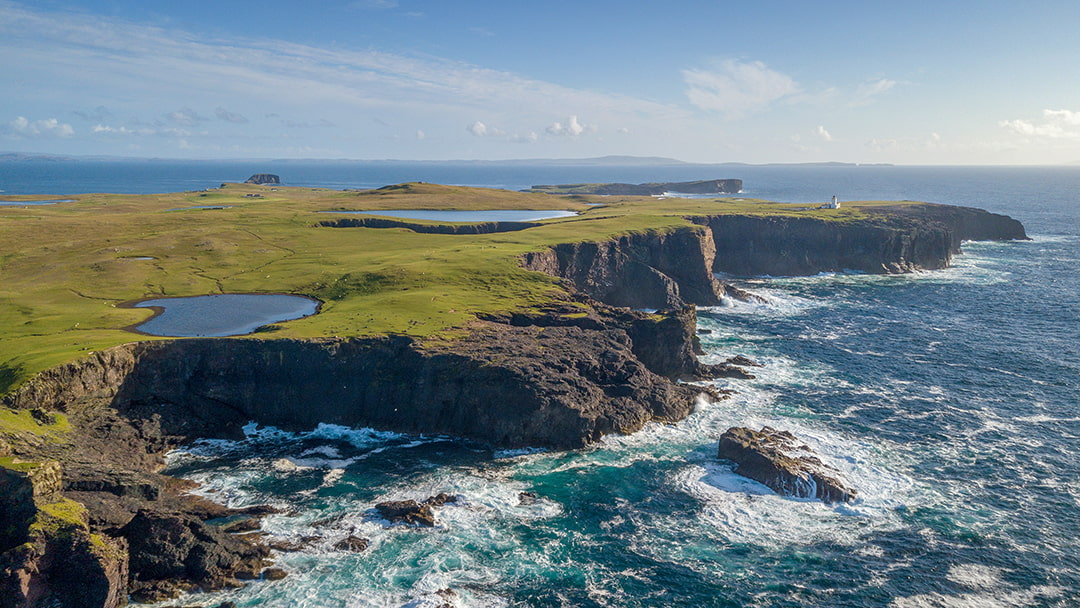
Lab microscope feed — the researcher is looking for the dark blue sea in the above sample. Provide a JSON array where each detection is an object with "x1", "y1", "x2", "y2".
[{"x1": 4, "y1": 160, "x2": 1079, "y2": 607}]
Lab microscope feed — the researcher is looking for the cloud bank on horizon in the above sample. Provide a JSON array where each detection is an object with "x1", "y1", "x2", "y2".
[{"x1": 1, "y1": 0, "x2": 1079, "y2": 164}]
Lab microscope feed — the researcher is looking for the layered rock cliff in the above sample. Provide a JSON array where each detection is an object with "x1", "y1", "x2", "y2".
[{"x1": 521, "y1": 206, "x2": 1028, "y2": 306}]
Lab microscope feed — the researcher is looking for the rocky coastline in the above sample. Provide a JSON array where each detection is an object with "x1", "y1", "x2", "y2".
[{"x1": 0, "y1": 203, "x2": 1027, "y2": 607}]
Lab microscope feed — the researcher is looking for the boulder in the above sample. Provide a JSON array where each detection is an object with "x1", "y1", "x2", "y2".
[{"x1": 718, "y1": 426, "x2": 856, "y2": 504}]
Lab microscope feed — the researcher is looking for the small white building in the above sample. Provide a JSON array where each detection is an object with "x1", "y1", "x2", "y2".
[{"x1": 826, "y1": 195, "x2": 840, "y2": 209}]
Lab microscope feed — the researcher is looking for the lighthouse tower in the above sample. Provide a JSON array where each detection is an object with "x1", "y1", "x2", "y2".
[{"x1": 827, "y1": 195, "x2": 840, "y2": 209}]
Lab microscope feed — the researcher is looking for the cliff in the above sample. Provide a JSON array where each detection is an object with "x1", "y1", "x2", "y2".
[{"x1": 0, "y1": 197, "x2": 1028, "y2": 607}]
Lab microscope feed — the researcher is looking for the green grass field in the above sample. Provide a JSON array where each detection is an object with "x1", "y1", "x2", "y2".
[{"x1": 0, "y1": 181, "x2": 904, "y2": 393}]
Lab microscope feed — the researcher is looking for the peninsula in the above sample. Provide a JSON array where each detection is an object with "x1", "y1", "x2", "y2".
[{"x1": 0, "y1": 182, "x2": 1026, "y2": 606}]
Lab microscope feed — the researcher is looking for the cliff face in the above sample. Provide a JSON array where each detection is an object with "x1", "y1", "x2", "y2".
[
  {"x1": 521, "y1": 227, "x2": 724, "y2": 310},
  {"x1": 6, "y1": 308, "x2": 710, "y2": 452},
  {"x1": 520, "y1": 205, "x2": 1026, "y2": 307},
  {"x1": 698, "y1": 214, "x2": 955, "y2": 276}
]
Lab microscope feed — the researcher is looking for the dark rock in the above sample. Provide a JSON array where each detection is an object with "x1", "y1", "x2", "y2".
[
  {"x1": 262, "y1": 567, "x2": 288, "y2": 581},
  {"x1": 425, "y1": 492, "x2": 457, "y2": 507},
  {"x1": 697, "y1": 328, "x2": 712, "y2": 335},
  {"x1": 723, "y1": 355, "x2": 763, "y2": 368},
  {"x1": 718, "y1": 426, "x2": 856, "y2": 504},
  {"x1": 244, "y1": 174, "x2": 279, "y2": 185},
  {"x1": 332, "y1": 536, "x2": 370, "y2": 552},
  {"x1": 518, "y1": 491, "x2": 538, "y2": 505},
  {"x1": 123, "y1": 509, "x2": 269, "y2": 598},
  {"x1": 375, "y1": 500, "x2": 436, "y2": 527},
  {"x1": 217, "y1": 516, "x2": 262, "y2": 534},
  {"x1": 267, "y1": 536, "x2": 320, "y2": 553}
]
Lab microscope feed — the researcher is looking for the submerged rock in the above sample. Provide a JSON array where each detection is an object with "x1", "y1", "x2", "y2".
[
  {"x1": 332, "y1": 536, "x2": 370, "y2": 553},
  {"x1": 718, "y1": 426, "x2": 856, "y2": 504}
]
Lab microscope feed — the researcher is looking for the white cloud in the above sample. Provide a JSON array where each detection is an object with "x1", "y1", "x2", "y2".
[
  {"x1": 6, "y1": 116, "x2": 74, "y2": 138},
  {"x1": 1000, "y1": 109, "x2": 1080, "y2": 140},
  {"x1": 92, "y1": 124, "x2": 154, "y2": 136},
  {"x1": 816, "y1": 125, "x2": 833, "y2": 141},
  {"x1": 683, "y1": 59, "x2": 799, "y2": 116},
  {"x1": 416, "y1": 129, "x2": 425, "y2": 140},
  {"x1": 546, "y1": 115, "x2": 592, "y2": 137},
  {"x1": 467, "y1": 121, "x2": 506, "y2": 137}
]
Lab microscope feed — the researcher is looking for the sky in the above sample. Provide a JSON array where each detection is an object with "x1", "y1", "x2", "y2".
[{"x1": 2, "y1": 0, "x2": 1079, "y2": 164}]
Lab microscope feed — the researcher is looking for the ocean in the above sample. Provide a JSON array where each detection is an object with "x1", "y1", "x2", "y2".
[{"x1": 3, "y1": 161, "x2": 1079, "y2": 607}]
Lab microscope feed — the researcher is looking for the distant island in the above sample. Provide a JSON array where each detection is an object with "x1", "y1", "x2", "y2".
[{"x1": 527, "y1": 179, "x2": 743, "y2": 196}]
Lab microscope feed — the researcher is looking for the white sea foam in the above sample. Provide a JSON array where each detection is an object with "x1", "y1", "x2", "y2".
[{"x1": 889, "y1": 585, "x2": 1062, "y2": 608}]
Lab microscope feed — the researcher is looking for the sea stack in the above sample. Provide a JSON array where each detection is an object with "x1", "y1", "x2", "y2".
[
  {"x1": 245, "y1": 173, "x2": 280, "y2": 185},
  {"x1": 718, "y1": 426, "x2": 857, "y2": 504}
]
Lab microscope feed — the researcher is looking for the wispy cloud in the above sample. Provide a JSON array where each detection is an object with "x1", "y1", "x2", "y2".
[
  {"x1": 851, "y1": 78, "x2": 897, "y2": 106},
  {"x1": 215, "y1": 106, "x2": 249, "y2": 124},
  {"x1": 815, "y1": 125, "x2": 833, "y2": 142},
  {"x1": 0, "y1": 1, "x2": 686, "y2": 150},
  {"x1": 1001, "y1": 109, "x2": 1080, "y2": 140},
  {"x1": 683, "y1": 59, "x2": 799, "y2": 117}
]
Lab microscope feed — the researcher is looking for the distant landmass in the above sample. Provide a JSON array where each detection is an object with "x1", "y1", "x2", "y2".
[
  {"x1": 527, "y1": 179, "x2": 743, "y2": 196},
  {"x1": 0, "y1": 151, "x2": 893, "y2": 167}
]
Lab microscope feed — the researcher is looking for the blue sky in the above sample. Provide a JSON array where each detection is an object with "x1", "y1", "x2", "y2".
[{"x1": 2, "y1": 0, "x2": 1079, "y2": 164}]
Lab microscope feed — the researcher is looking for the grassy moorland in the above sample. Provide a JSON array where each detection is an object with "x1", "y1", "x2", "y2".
[{"x1": 0, "y1": 181, "x2": 896, "y2": 394}]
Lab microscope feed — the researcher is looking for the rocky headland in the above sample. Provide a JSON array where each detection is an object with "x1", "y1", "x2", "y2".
[{"x1": 0, "y1": 193, "x2": 1027, "y2": 607}]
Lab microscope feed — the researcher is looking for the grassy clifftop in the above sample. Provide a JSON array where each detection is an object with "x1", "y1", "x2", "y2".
[{"x1": 0, "y1": 181, "x2": 889, "y2": 393}]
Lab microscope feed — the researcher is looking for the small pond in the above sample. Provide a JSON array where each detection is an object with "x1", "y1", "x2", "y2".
[
  {"x1": 0, "y1": 199, "x2": 75, "y2": 206},
  {"x1": 328, "y1": 209, "x2": 578, "y2": 222},
  {"x1": 131, "y1": 294, "x2": 319, "y2": 337},
  {"x1": 165, "y1": 205, "x2": 233, "y2": 211}
]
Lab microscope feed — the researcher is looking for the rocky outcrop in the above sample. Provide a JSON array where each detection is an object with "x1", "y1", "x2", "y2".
[
  {"x1": 697, "y1": 214, "x2": 955, "y2": 276},
  {"x1": 123, "y1": 510, "x2": 269, "y2": 602},
  {"x1": 318, "y1": 217, "x2": 540, "y2": 234},
  {"x1": 694, "y1": 205, "x2": 1027, "y2": 277},
  {"x1": 521, "y1": 226, "x2": 725, "y2": 310},
  {"x1": 528, "y1": 179, "x2": 742, "y2": 195},
  {"x1": 244, "y1": 174, "x2": 279, "y2": 185},
  {"x1": 718, "y1": 426, "x2": 856, "y2": 504},
  {"x1": 1, "y1": 460, "x2": 128, "y2": 608},
  {"x1": 865, "y1": 203, "x2": 1028, "y2": 251}
]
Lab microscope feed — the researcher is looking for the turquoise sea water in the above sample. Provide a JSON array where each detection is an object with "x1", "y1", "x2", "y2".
[{"x1": 4, "y1": 161, "x2": 1078, "y2": 606}]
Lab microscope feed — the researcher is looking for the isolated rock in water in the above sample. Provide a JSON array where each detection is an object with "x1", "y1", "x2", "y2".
[
  {"x1": 375, "y1": 500, "x2": 436, "y2": 527},
  {"x1": 245, "y1": 173, "x2": 279, "y2": 185},
  {"x1": 375, "y1": 494, "x2": 458, "y2": 527},
  {"x1": 718, "y1": 426, "x2": 857, "y2": 504},
  {"x1": 332, "y1": 536, "x2": 369, "y2": 552}
]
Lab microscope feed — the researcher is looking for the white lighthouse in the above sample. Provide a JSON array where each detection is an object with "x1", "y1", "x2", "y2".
[{"x1": 826, "y1": 195, "x2": 840, "y2": 209}]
